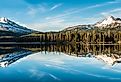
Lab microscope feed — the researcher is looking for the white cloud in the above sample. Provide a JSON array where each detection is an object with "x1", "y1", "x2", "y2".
[
  {"x1": 27, "y1": 7, "x2": 38, "y2": 16},
  {"x1": 26, "y1": 16, "x2": 103, "y2": 31},
  {"x1": 45, "y1": 0, "x2": 120, "y2": 20},
  {"x1": 26, "y1": 18, "x2": 66, "y2": 31},
  {"x1": 50, "y1": 3, "x2": 62, "y2": 11},
  {"x1": 27, "y1": 3, "x2": 62, "y2": 16},
  {"x1": 101, "y1": 8, "x2": 121, "y2": 17},
  {"x1": 26, "y1": 0, "x2": 121, "y2": 31},
  {"x1": 27, "y1": 5, "x2": 47, "y2": 16}
]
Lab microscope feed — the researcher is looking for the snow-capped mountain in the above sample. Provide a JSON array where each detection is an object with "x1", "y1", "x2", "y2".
[
  {"x1": 63, "y1": 16, "x2": 121, "y2": 31},
  {"x1": 94, "y1": 16, "x2": 121, "y2": 28},
  {"x1": 0, "y1": 48, "x2": 32, "y2": 67},
  {"x1": 0, "y1": 17, "x2": 34, "y2": 34}
]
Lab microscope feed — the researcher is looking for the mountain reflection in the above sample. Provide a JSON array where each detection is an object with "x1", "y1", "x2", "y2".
[
  {"x1": 0, "y1": 44, "x2": 121, "y2": 67},
  {"x1": 0, "y1": 47, "x2": 32, "y2": 67}
]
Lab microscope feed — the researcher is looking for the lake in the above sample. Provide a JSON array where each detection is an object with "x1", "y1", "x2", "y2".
[{"x1": 0, "y1": 44, "x2": 121, "y2": 82}]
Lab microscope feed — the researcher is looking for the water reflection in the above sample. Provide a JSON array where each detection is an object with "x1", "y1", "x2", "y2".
[
  {"x1": 0, "y1": 44, "x2": 121, "y2": 67},
  {"x1": 0, "y1": 47, "x2": 32, "y2": 67}
]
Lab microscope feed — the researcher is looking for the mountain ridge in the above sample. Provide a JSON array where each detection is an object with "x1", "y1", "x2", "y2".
[
  {"x1": 63, "y1": 16, "x2": 121, "y2": 31},
  {"x1": 0, "y1": 16, "x2": 121, "y2": 35},
  {"x1": 0, "y1": 17, "x2": 35, "y2": 35},
  {"x1": 94, "y1": 16, "x2": 121, "y2": 28}
]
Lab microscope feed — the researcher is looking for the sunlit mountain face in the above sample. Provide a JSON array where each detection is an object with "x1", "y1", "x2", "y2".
[{"x1": 0, "y1": 44, "x2": 121, "y2": 82}]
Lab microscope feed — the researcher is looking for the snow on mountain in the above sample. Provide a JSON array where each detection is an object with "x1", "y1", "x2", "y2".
[
  {"x1": 63, "y1": 16, "x2": 121, "y2": 31},
  {"x1": 0, "y1": 17, "x2": 34, "y2": 34},
  {"x1": 0, "y1": 17, "x2": 8, "y2": 23},
  {"x1": 63, "y1": 25, "x2": 94, "y2": 31},
  {"x1": 94, "y1": 16, "x2": 121, "y2": 27}
]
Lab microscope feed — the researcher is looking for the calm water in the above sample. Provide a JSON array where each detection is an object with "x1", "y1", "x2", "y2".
[{"x1": 0, "y1": 44, "x2": 121, "y2": 82}]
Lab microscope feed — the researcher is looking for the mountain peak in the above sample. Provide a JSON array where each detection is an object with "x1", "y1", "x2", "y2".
[
  {"x1": 107, "y1": 15, "x2": 115, "y2": 19},
  {"x1": 106, "y1": 15, "x2": 115, "y2": 21},
  {"x1": 94, "y1": 16, "x2": 121, "y2": 27},
  {"x1": 0, "y1": 17, "x2": 8, "y2": 23},
  {"x1": 0, "y1": 17, "x2": 34, "y2": 34}
]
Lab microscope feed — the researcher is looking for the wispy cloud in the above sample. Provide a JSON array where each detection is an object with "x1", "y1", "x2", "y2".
[
  {"x1": 26, "y1": 0, "x2": 121, "y2": 31},
  {"x1": 101, "y1": 8, "x2": 121, "y2": 17},
  {"x1": 27, "y1": 5, "x2": 47, "y2": 16},
  {"x1": 27, "y1": 3, "x2": 62, "y2": 16},
  {"x1": 50, "y1": 3, "x2": 62, "y2": 11},
  {"x1": 45, "y1": 0, "x2": 120, "y2": 20},
  {"x1": 26, "y1": 18, "x2": 65, "y2": 31}
]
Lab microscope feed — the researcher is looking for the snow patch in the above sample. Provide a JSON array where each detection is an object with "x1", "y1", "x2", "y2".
[
  {"x1": 95, "y1": 16, "x2": 121, "y2": 27},
  {"x1": 0, "y1": 17, "x2": 8, "y2": 23}
]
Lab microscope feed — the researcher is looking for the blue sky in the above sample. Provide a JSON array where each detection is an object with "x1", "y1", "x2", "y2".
[{"x1": 0, "y1": 0, "x2": 121, "y2": 31}]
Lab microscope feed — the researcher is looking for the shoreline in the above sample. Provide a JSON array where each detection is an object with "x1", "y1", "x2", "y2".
[{"x1": 0, "y1": 42, "x2": 120, "y2": 45}]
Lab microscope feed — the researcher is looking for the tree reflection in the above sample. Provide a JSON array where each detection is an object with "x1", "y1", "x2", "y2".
[{"x1": 0, "y1": 44, "x2": 121, "y2": 67}]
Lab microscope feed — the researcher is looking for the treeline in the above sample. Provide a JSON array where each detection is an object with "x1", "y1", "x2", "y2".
[{"x1": 15, "y1": 29, "x2": 121, "y2": 44}]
